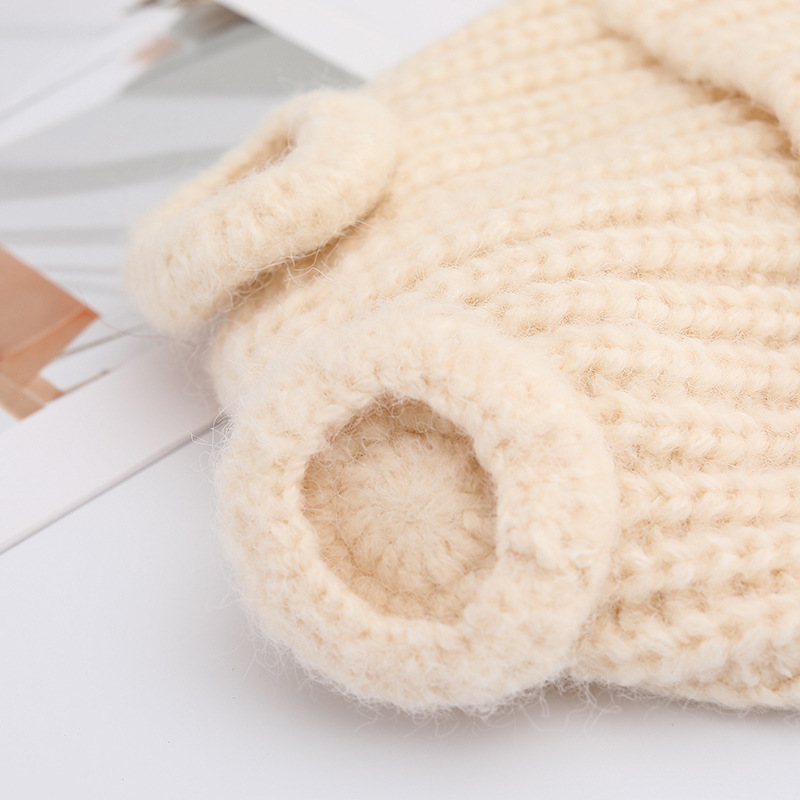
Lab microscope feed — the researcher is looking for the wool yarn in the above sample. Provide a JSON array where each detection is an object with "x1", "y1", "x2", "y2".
[{"x1": 126, "y1": 0, "x2": 800, "y2": 712}]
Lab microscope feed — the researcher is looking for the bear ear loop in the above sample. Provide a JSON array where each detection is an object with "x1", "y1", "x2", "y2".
[
  {"x1": 124, "y1": 91, "x2": 398, "y2": 335},
  {"x1": 218, "y1": 301, "x2": 620, "y2": 710}
]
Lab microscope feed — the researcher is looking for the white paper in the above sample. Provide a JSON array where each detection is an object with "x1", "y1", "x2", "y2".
[
  {"x1": 0, "y1": 6, "x2": 182, "y2": 149},
  {"x1": 0, "y1": 345, "x2": 219, "y2": 553},
  {"x1": 220, "y1": 0, "x2": 501, "y2": 79}
]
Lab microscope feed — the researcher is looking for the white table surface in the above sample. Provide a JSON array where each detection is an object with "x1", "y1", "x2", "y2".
[{"x1": 1, "y1": 14, "x2": 799, "y2": 800}]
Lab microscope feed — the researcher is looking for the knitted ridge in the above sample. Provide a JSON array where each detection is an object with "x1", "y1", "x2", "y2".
[{"x1": 126, "y1": 0, "x2": 800, "y2": 711}]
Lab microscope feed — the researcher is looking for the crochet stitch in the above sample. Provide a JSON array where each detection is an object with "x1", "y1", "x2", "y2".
[{"x1": 126, "y1": 0, "x2": 800, "y2": 712}]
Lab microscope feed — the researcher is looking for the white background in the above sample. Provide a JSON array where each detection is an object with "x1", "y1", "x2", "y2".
[
  {"x1": 1, "y1": 4, "x2": 800, "y2": 798},
  {"x1": 0, "y1": 0, "x2": 132, "y2": 100}
]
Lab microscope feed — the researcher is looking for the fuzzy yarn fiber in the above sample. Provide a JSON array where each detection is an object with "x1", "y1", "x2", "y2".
[{"x1": 126, "y1": 0, "x2": 800, "y2": 712}]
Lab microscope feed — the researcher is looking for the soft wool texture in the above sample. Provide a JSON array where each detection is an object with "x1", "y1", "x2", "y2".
[{"x1": 126, "y1": 0, "x2": 800, "y2": 712}]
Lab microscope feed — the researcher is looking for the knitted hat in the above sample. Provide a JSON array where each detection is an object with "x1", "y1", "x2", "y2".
[{"x1": 126, "y1": 0, "x2": 800, "y2": 712}]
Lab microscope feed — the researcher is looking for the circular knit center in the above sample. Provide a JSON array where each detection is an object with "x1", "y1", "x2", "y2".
[{"x1": 302, "y1": 398, "x2": 497, "y2": 622}]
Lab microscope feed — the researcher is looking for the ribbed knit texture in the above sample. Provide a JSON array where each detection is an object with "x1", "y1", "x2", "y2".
[{"x1": 126, "y1": 0, "x2": 800, "y2": 712}]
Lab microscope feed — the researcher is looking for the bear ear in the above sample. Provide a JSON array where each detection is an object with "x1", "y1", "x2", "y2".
[
  {"x1": 597, "y1": 0, "x2": 800, "y2": 153},
  {"x1": 219, "y1": 299, "x2": 620, "y2": 710},
  {"x1": 125, "y1": 91, "x2": 398, "y2": 335}
]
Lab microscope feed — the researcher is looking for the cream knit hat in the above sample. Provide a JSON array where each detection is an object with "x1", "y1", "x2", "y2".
[{"x1": 126, "y1": 0, "x2": 800, "y2": 712}]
